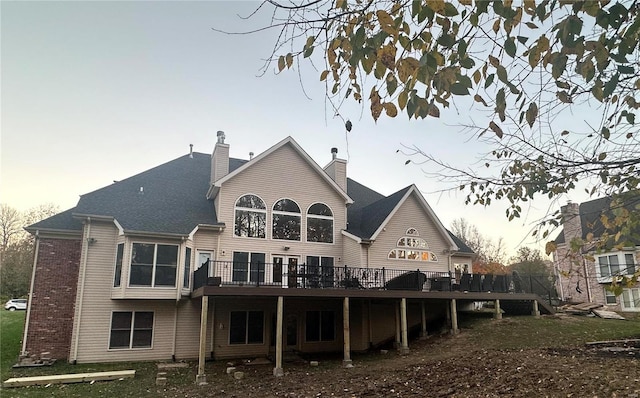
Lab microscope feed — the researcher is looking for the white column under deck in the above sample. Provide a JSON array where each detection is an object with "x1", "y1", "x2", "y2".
[
  {"x1": 343, "y1": 297, "x2": 353, "y2": 368},
  {"x1": 274, "y1": 296, "x2": 284, "y2": 377},
  {"x1": 196, "y1": 296, "x2": 209, "y2": 385},
  {"x1": 494, "y1": 299, "x2": 503, "y2": 320},
  {"x1": 399, "y1": 298, "x2": 409, "y2": 354},
  {"x1": 450, "y1": 299, "x2": 459, "y2": 335},
  {"x1": 420, "y1": 301, "x2": 428, "y2": 339}
]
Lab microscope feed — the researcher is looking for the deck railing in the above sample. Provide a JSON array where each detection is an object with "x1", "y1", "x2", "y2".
[{"x1": 193, "y1": 261, "x2": 557, "y2": 300}]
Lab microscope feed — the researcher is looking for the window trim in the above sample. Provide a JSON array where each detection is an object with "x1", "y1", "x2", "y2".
[
  {"x1": 108, "y1": 311, "x2": 154, "y2": 350},
  {"x1": 272, "y1": 198, "x2": 302, "y2": 241},
  {"x1": 306, "y1": 202, "x2": 334, "y2": 244},
  {"x1": 128, "y1": 242, "x2": 179, "y2": 288},
  {"x1": 233, "y1": 193, "x2": 267, "y2": 239}
]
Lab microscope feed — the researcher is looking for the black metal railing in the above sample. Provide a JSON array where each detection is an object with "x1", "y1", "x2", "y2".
[{"x1": 193, "y1": 261, "x2": 558, "y2": 301}]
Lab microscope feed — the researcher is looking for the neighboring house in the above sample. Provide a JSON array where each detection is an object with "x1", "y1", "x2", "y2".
[
  {"x1": 552, "y1": 198, "x2": 640, "y2": 312},
  {"x1": 23, "y1": 134, "x2": 547, "y2": 381}
]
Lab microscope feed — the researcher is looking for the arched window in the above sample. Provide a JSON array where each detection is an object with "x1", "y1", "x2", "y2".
[
  {"x1": 307, "y1": 203, "x2": 333, "y2": 243},
  {"x1": 388, "y1": 230, "x2": 436, "y2": 262},
  {"x1": 406, "y1": 228, "x2": 419, "y2": 236},
  {"x1": 272, "y1": 199, "x2": 301, "y2": 241},
  {"x1": 234, "y1": 194, "x2": 266, "y2": 238}
]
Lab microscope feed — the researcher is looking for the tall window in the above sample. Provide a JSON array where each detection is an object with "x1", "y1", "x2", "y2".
[
  {"x1": 272, "y1": 199, "x2": 301, "y2": 240},
  {"x1": 109, "y1": 311, "x2": 154, "y2": 349},
  {"x1": 229, "y1": 311, "x2": 264, "y2": 344},
  {"x1": 604, "y1": 288, "x2": 617, "y2": 305},
  {"x1": 598, "y1": 253, "x2": 635, "y2": 277},
  {"x1": 113, "y1": 243, "x2": 124, "y2": 287},
  {"x1": 234, "y1": 194, "x2": 266, "y2": 238},
  {"x1": 232, "y1": 252, "x2": 266, "y2": 283},
  {"x1": 306, "y1": 256, "x2": 334, "y2": 288},
  {"x1": 183, "y1": 247, "x2": 192, "y2": 289},
  {"x1": 130, "y1": 243, "x2": 179, "y2": 287},
  {"x1": 307, "y1": 203, "x2": 333, "y2": 243},
  {"x1": 306, "y1": 310, "x2": 335, "y2": 342}
]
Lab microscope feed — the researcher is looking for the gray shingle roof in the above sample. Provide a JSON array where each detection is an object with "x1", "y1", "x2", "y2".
[
  {"x1": 28, "y1": 153, "x2": 471, "y2": 252},
  {"x1": 26, "y1": 208, "x2": 83, "y2": 233}
]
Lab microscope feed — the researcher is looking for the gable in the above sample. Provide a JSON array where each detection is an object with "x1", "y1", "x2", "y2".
[{"x1": 215, "y1": 137, "x2": 352, "y2": 204}]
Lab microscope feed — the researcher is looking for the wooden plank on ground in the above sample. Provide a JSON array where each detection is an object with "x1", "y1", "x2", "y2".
[
  {"x1": 573, "y1": 302, "x2": 603, "y2": 311},
  {"x1": 592, "y1": 309, "x2": 626, "y2": 320},
  {"x1": 3, "y1": 370, "x2": 135, "y2": 388},
  {"x1": 586, "y1": 338, "x2": 640, "y2": 346}
]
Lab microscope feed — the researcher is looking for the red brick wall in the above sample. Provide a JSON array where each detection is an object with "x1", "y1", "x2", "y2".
[{"x1": 25, "y1": 238, "x2": 81, "y2": 360}]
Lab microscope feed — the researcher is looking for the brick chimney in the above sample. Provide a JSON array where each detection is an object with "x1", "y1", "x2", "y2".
[
  {"x1": 560, "y1": 201, "x2": 583, "y2": 243},
  {"x1": 211, "y1": 131, "x2": 229, "y2": 184},
  {"x1": 323, "y1": 147, "x2": 347, "y2": 192}
]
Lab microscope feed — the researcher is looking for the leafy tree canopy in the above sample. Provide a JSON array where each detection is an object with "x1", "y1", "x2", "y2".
[{"x1": 240, "y1": 0, "x2": 640, "y2": 284}]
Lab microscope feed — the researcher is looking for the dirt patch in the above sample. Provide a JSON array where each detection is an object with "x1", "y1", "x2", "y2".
[{"x1": 161, "y1": 317, "x2": 640, "y2": 398}]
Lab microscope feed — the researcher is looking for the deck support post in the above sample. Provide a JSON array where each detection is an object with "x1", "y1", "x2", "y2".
[
  {"x1": 196, "y1": 296, "x2": 209, "y2": 385},
  {"x1": 342, "y1": 297, "x2": 353, "y2": 368},
  {"x1": 419, "y1": 301, "x2": 428, "y2": 339},
  {"x1": 532, "y1": 300, "x2": 540, "y2": 318},
  {"x1": 273, "y1": 296, "x2": 284, "y2": 376},
  {"x1": 399, "y1": 298, "x2": 409, "y2": 354},
  {"x1": 494, "y1": 299, "x2": 502, "y2": 320},
  {"x1": 450, "y1": 299, "x2": 459, "y2": 335},
  {"x1": 394, "y1": 301, "x2": 401, "y2": 348}
]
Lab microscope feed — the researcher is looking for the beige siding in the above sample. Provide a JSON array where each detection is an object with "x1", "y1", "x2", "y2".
[
  {"x1": 368, "y1": 194, "x2": 451, "y2": 273},
  {"x1": 71, "y1": 222, "x2": 183, "y2": 363},
  {"x1": 175, "y1": 298, "x2": 213, "y2": 360},
  {"x1": 342, "y1": 235, "x2": 363, "y2": 268},
  {"x1": 216, "y1": 143, "x2": 347, "y2": 269}
]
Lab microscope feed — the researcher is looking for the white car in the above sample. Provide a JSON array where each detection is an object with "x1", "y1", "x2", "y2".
[{"x1": 4, "y1": 299, "x2": 27, "y2": 311}]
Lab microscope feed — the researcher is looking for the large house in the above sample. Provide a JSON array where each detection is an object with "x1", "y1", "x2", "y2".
[
  {"x1": 552, "y1": 197, "x2": 639, "y2": 311},
  {"x1": 23, "y1": 134, "x2": 546, "y2": 382}
]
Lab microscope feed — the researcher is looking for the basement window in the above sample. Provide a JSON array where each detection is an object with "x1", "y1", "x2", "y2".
[
  {"x1": 109, "y1": 311, "x2": 154, "y2": 349},
  {"x1": 229, "y1": 311, "x2": 264, "y2": 344}
]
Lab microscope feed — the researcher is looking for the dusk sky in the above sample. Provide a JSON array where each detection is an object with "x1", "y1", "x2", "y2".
[{"x1": 1, "y1": 1, "x2": 579, "y2": 258}]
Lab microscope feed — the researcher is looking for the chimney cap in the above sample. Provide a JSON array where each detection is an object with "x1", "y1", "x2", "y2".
[
  {"x1": 331, "y1": 147, "x2": 338, "y2": 160},
  {"x1": 216, "y1": 131, "x2": 226, "y2": 144}
]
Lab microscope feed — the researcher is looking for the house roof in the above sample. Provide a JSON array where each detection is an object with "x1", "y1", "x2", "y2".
[
  {"x1": 27, "y1": 141, "x2": 470, "y2": 251},
  {"x1": 555, "y1": 194, "x2": 640, "y2": 245},
  {"x1": 346, "y1": 181, "x2": 463, "y2": 252},
  {"x1": 26, "y1": 208, "x2": 83, "y2": 233}
]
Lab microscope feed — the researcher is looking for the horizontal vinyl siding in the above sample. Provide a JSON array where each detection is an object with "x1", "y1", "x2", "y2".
[
  {"x1": 216, "y1": 143, "x2": 346, "y2": 267},
  {"x1": 368, "y1": 194, "x2": 450, "y2": 273},
  {"x1": 342, "y1": 235, "x2": 363, "y2": 268},
  {"x1": 72, "y1": 222, "x2": 177, "y2": 363},
  {"x1": 174, "y1": 298, "x2": 209, "y2": 360}
]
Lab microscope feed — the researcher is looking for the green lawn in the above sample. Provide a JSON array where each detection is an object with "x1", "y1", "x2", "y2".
[{"x1": 1, "y1": 310, "x2": 639, "y2": 397}]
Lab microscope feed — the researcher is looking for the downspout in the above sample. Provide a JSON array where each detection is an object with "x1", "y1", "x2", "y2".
[
  {"x1": 71, "y1": 218, "x2": 91, "y2": 363},
  {"x1": 582, "y1": 257, "x2": 593, "y2": 303},
  {"x1": 22, "y1": 230, "x2": 40, "y2": 355}
]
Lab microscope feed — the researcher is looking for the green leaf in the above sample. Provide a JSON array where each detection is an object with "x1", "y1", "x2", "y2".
[
  {"x1": 618, "y1": 65, "x2": 635, "y2": 75},
  {"x1": 551, "y1": 54, "x2": 567, "y2": 79},
  {"x1": 386, "y1": 73, "x2": 398, "y2": 95},
  {"x1": 504, "y1": 37, "x2": 516, "y2": 57},
  {"x1": 451, "y1": 83, "x2": 469, "y2": 95},
  {"x1": 437, "y1": 34, "x2": 456, "y2": 48},
  {"x1": 443, "y1": 2, "x2": 459, "y2": 16}
]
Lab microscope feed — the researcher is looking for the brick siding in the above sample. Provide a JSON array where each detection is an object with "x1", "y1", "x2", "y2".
[{"x1": 24, "y1": 238, "x2": 81, "y2": 360}]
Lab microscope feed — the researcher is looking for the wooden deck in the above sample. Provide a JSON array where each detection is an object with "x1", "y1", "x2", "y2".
[{"x1": 192, "y1": 285, "x2": 555, "y2": 314}]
